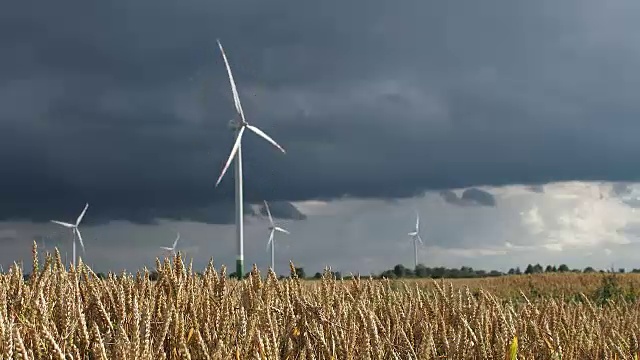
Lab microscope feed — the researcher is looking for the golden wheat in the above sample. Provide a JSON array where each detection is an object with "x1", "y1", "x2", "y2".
[{"x1": 0, "y1": 242, "x2": 639, "y2": 359}]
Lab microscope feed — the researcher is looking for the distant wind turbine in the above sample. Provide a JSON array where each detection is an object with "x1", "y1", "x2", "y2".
[
  {"x1": 214, "y1": 39, "x2": 286, "y2": 278},
  {"x1": 407, "y1": 211, "x2": 423, "y2": 269},
  {"x1": 160, "y1": 232, "x2": 181, "y2": 256},
  {"x1": 50, "y1": 203, "x2": 89, "y2": 267},
  {"x1": 263, "y1": 200, "x2": 290, "y2": 274}
]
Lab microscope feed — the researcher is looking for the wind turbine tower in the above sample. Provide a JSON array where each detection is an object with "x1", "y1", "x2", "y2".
[
  {"x1": 407, "y1": 211, "x2": 423, "y2": 269},
  {"x1": 263, "y1": 200, "x2": 290, "y2": 274},
  {"x1": 50, "y1": 203, "x2": 89, "y2": 267},
  {"x1": 160, "y1": 232, "x2": 181, "y2": 256},
  {"x1": 214, "y1": 40, "x2": 286, "y2": 278}
]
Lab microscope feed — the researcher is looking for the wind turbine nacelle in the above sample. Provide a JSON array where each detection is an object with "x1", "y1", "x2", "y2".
[{"x1": 228, "y1": 119, "x2": 241, "y2": 130}]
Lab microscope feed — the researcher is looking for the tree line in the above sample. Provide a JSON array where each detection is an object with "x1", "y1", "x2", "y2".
[
  {"x1": 22, "y1": 263, "x2": 640, "y2": 281},
  {"x1": 224, "y1": 263, "x2": 640, "y2": 280}
]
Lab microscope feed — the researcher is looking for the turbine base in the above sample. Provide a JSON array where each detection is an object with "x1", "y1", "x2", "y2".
[{"x1": 236, "y1": 258, "x2": 244, "y2": 279}]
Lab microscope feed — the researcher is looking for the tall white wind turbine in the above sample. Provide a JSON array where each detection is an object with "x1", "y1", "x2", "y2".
[
  {"x1": 50, "y1": 203, "x2": 89, "y2": 267},
  {"x1": 407, "y1": 211, "x2": 423, "y2": 269},
  {"x1": 263, "y1": 200, "x2": 290, "y2": 274},
  {"x1": 214, "y1": 39, "x2": 286, "y2": 278},
  {"x1": 160, "y1": 232, "x2": 181, "y2": 256}
]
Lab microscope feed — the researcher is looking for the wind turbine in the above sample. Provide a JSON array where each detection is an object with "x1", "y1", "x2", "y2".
[
  {"x1": 214, "y1": 39, "x2": 286, "y2": 278},
  {"x1": 407, "y1": 211, "x2": 423, "y2": 269},
  {"x1": 50, "y1": 203, "x2": 89, "y2": 267},
  {"x1": 160, "y1": 232, "x2": 181, "y2": 256},
  {"x1": 263, "y1": 200, "x2": 290, "y2": 274}
]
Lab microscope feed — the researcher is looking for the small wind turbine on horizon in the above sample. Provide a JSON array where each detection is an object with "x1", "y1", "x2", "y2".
[
  {"x1": 263, "y1": 200, "x2": 290, "y2": 274},
  {"x1": 214, "y1": 39, "x2": 286, "y2": 278},
  {"x1": 407, "y1": 211, "x2": 423, "y2": 269},
  {"x1": 160, "y1": 232, "x2": 181, "y2": 256},
  {"x1": 50, "y1": 203, "x2": 89, "y2": 268}
]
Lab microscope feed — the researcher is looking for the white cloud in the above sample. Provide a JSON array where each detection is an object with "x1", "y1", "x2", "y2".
[{"x1": 520, "y1": 205, "x2": 545, "y2": 235}]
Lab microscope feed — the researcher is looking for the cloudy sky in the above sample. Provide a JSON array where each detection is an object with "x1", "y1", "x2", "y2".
[{"x1": 2, "y1": 0, "x2": 640, "y2": 275}]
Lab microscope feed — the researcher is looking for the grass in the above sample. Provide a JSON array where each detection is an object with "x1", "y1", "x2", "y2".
[{"x1": 1, "y1": 242, "x2": 639, "y2": 359}]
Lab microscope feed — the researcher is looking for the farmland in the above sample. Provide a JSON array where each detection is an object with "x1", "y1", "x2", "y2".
[{"x1": 1, "y1": 245, "x2": 640, "y2": 359}]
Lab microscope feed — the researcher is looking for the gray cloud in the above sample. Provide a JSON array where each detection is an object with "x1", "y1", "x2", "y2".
[
  {"x1": 528, "y1": 185, "x2": 545, "y2": 194},
  {"x1": 612, "y1": 182, "x2": 632, "y2": 197},
  {"x1": 2, "y1": 0, "x2": 640, "y2": 225}
]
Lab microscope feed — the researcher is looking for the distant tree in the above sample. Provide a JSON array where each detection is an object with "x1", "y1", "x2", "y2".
[
  {"x1": 619, "y1": 268, "x2": 626, "y2": 273},
  {"x1": 632, "y1": 269, "x2": 640, "y2": 273},
  {"x1": 393, "y1": 264, "x2": 407, "y2": 278},
  {"x1": 460, "y1": 266, "x2": 475, "y2": 278},
  {"x1": 515, "y1": 267, "x2": 522, "y2": 275},
  {"x1": 551, "y1": 265, "x2": 558, "y2": 272},
  {"x1": 545, "y1": 265, "x2": 553, "y2": 273},
  {"x1": 525, "y1": 264, "x2": 534, "y2": 275},
  {"x1": 313, "y1": 272, "x2": 322, "y2": 279},
  {"x1": 432, "y1": 267, "x2": 447, "y2": 278},
  {"x1": 508, "y1": 268, "x2": 516, "y2": 275},
  {"x1": 460, "y1": 266, "x2": 473, "y2": 274},
  {"x1": 380, "y1": 270, "x2": 396, "y2": 279},
  {"x1": 405, "y1": 268, "x2": 415, "y2": 277},
  {"x1": 148, "y1": 271, "x2": 158, "y2": 281},
  {"x1": 415, "y1": 264, "x2": 428, "y2": 278},
  {"x1": 533, "y1": 264, "x2": 544, "y2": 273},
  {"x1": 558, "y1": 264, "x2": 569, "y2": 272},
  {"x1": 583, "y1": 267, "x2": 595, "y2": 273},
  {"x1": 448, "y1": 268, "x2": 461, "y2": 278},
  {"x1": 293, "y1": 267, "x2": 305, "y2": 279}
]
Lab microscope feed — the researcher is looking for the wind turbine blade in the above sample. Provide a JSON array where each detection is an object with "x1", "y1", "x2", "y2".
[
  {"x1": 408, "y1": 231, "x2": 417, "y2": 236},
  {"x1": 215, "y1": 126, "x2": 245, "y2": 187},
  {"x1": 417, "y1": 234, "x2": 423, "y2": 244},
  {"x1": 160, "y1": 247, "x2": 173, "y2": 251},
  {"x1": 173, "y1": 232, "x2": 180, "y2": 249},
  {"x1": 246, "y1": 125, "x2": 286, "y2": 154},
  {"x1": 415, "y1": 212, "x2": 420, "y2": 232},
  {"x1": 274, "y1": 226, "x2": 289, "y2": 234},
  {"x1": 216, "y1": 39, "x2": 246, "y2": 123},
  {"x1": 50, "y1": 220, "x2": 75, "y2": 228},
  {"x1": 267, "y1": 229, "x2": 274, "y2": 251},
  {"x1": 263, "y1": 200, "x2": 274, "y2": 225},
  {"x1": 75, "y1": 228, "x2": 85, "y2": 253},
  {"x1": 76, "y1": 203, "x2": 89, "y2": 226}
]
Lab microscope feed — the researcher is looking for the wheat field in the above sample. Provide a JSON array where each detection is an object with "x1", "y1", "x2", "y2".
[{"x1": 1, "y1": 243, "x2": 639, "y2": 359}]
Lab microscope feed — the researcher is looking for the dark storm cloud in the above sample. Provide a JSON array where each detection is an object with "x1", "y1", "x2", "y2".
[
  {"x1": 259, "y1": 202, "x2": 308, "y2": 221},
  {"x1": 439, "y1": 189, "x2": 497, "y2": 207},
  {"x1": 2, "y1": 0, "x2": 640, "y2": 223},
  {"x1": 5, "y1": 200, "x2": 305, "y2": 226}
]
